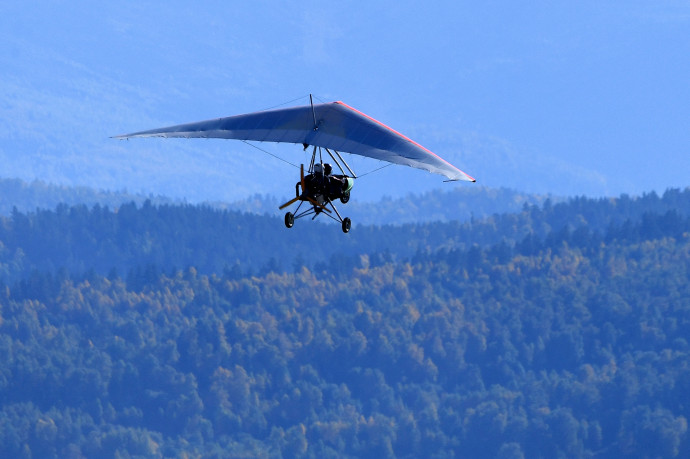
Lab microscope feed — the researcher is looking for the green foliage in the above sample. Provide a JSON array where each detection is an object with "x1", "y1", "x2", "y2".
[{"x1": 0, "y1": 188, "x2": 690, "y2": 456}]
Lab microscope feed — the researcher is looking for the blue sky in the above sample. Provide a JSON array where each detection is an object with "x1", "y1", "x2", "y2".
[{"x1": 0, "y1": 1, "x2": 688, "y2": 201}]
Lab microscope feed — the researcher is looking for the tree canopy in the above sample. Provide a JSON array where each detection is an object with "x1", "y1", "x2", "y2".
[{"x1": 1, "y1": 188, "x2": 690, "y2": 457}]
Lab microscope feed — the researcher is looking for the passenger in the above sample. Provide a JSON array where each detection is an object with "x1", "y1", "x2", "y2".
[{"x1": 323, "y1": 163, "x2": 347, "y2": 198}]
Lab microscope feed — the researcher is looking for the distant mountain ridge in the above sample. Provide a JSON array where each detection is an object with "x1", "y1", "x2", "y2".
[
  {"x1": 0, "y1": 176, "x2": 551, "y2": 225},
  {"x1": 0, "y1": 178, "x2": 177, "y2": 216}
]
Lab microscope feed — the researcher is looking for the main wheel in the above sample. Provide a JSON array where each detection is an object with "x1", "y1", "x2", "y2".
[
  {"x1": 340, "y1": 191, "x2": 350, "y2": 204},
  {"x1": 341, "y1": 217, "x2": 351, "y2": 233},
  {"x1": 284, "y1": 212, "x2": 295, "y2": 228}
]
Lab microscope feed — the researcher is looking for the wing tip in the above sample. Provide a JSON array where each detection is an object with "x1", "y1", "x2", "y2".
[
  {"x1": 448, "y1": 170, "x2": 476, "y2": 182},
  {"x1": 445, "y1": 176, "x2": 476, "y2": 183}
]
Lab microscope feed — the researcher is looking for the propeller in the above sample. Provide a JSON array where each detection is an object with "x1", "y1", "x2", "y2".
[
  {"x1": 279, "y1": 197, "x2": 300, "y2": 210},
  {"x1": 279, "y1": 164, "x2": 305, "y2": 210}
]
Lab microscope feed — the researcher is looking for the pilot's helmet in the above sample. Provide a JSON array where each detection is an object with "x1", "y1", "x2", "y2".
[
  {"x1": 314, "y1": 163, "x2": 323, "y2": 174},
  {"x1": 324, "y1": 163, "x2": 332, "y2": 175}
]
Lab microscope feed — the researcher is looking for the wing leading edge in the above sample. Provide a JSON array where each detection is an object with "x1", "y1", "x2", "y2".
[{"x1": 114, "y1": 101, "x2": 475, "y2": 182}]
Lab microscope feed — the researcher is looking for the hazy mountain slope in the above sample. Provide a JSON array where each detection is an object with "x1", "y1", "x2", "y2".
[
  {"x1": 4, "y1": 2, "x2": 687, "y2": 203},
  {"x1": 0, "y1": 178, "x2": 178, "y2": 216}
]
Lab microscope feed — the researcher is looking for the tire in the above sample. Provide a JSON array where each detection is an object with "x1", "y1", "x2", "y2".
[
  {"x1": 284, "y1": 212, "x2": 294, "y2": 228},
  {"x1": 341, "y1": 217, "x2": 351, "y2": 233},
  {"x1": 340, "y1": 191, "x2": 350, "y2": 204}
]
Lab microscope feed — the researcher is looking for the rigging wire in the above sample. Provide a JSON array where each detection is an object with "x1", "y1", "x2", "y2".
[
  {"x1": 260, "y1": 93, "x2": 330, "y2": 111},
  {"x1": 239, "y1": 140, "x2": 300, "y2": 169},
  {"x1": 242, "y1": 138, "x2": 395, "y2": 178},
  {"x1": 357, "y1": 163, "x2": 393, "y2": 178},
  {"x1": 258, "y1": 94, "x2": 311, "y2": 112}
]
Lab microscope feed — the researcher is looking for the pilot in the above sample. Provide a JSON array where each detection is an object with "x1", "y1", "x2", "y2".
[
  {"x1": 323, "y1": 163, "x2": 348, "y2": 198},
  {"x1": 304, "y1": 163, "x2": 326, "y2": 196}
]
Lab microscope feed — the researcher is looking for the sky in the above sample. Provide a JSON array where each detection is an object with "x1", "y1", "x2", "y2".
[{"x1": 0, "y1": 1, "x2": 688, "y2": 202}]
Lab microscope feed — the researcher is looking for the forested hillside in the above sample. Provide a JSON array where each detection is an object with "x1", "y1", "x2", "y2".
[
  {"x1": 0, "y1": 188, "x2": 689, "y2": 283},
  {"x1": 1, "y1": 189, "x2": 690, "y2": 457}
]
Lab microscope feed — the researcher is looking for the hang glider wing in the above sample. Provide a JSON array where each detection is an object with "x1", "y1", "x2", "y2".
[{"x1": 114, "y1": 101, "x2": 475, "y2": 182}]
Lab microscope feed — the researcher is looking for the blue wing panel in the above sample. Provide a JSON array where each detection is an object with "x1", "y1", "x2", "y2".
[{"x1": 114, "y1": 101, "x2": 475, "y2": 182}]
